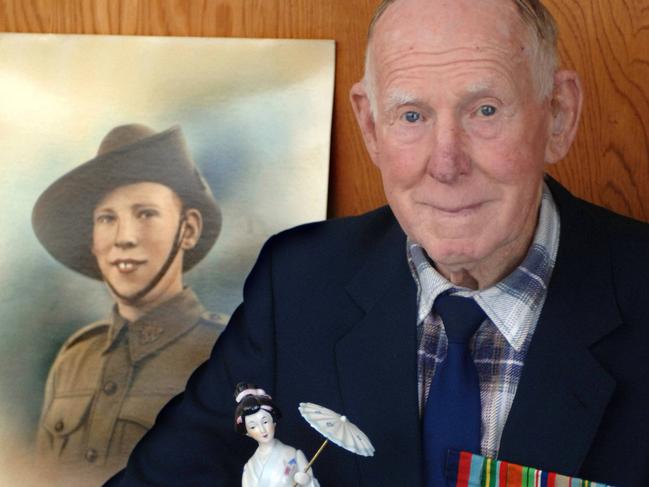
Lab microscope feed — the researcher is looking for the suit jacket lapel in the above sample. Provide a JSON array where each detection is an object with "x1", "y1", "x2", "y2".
[
  {"x1": 335, "y1": 215, "x2": 422, "y2": 486},
  {"x1": 499, "y1": 178, "x2": 621, "y2": 475}
]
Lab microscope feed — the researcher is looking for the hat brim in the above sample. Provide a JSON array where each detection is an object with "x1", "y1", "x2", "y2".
[{"x1": 32, "y1": 126, "x2": 221, "y2": 279}]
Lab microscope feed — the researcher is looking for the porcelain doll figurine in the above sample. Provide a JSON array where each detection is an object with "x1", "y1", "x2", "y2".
[{"x1": 234, "y1": 383, "x2": 319, "y2": 487}]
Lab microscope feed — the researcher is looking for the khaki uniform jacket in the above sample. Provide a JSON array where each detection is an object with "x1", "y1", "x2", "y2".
[{"x1": 35, "y1": 288, "x2": 227, "y2": 486}]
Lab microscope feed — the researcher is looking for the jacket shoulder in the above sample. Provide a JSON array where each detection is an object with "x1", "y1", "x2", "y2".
[
  {"x1": 270, "y1": 206, "x2": 398, "y2": 255},
  {"x1": 548, "y1": 176, "x2": 649, "y2": 243},
  {"x1": 251, "y1": 206, "x2": 402, "y2": 292},
  {"x1": 574, "y1": 195, "x2": 649, "y2": 260},
  {"x1": 61, "y1": 320, "x2": 110, "y2": 352},
  {"x1": 549, "y1": 177, "x2": 649, "y2": 304}
]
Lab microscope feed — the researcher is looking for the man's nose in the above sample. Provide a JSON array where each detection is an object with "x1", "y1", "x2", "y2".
[
  {"x1": 114, "y1": 216, "x2": 137, "y2": 249},
  {"x1": 426, "y1": 115, "x2": 470, "y2": 184}
]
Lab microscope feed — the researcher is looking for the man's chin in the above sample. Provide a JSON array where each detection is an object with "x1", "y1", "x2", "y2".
[
  {"x1": 418, "y1": 240, "x2": 483, "y2": 268},
  {"x1": 106, "y1": 280, "x2": 147, "y2": 303}
]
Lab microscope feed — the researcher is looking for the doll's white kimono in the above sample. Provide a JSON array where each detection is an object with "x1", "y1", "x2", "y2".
[{"x1": 241, "y1": 439, "x2": 319, "y2": 487}]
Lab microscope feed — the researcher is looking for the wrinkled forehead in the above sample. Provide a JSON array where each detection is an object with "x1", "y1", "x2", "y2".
[{"x1": 370, "y1": 0, "x2": 529, "y2": 69}]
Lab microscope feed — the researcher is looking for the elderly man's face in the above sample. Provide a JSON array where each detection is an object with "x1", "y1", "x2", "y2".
[
  {"x1": 92, "y1": 182, "x2": 193, "y2": 308},
  {"x1": 352, "y1": 0, "x2": 576, "y2": 286}
]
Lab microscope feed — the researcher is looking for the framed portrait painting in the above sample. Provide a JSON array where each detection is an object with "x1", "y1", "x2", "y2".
[{"x1": 0, "y1": 33, "x2": 334, "y2": 485}]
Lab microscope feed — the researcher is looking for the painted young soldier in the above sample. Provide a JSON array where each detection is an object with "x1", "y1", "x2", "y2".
[{"x1": 32, "y1": 124, "x2": 227, "y2": 485}]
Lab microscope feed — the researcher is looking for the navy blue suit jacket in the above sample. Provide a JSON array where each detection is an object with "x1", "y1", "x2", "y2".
[{"x1": 108, "y1": 178, "x2": 649, "y2": 486}]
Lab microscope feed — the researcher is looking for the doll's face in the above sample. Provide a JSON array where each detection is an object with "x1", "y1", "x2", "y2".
[{"x1": 245, "y1": 409, "x2": 276, "y2": 444}]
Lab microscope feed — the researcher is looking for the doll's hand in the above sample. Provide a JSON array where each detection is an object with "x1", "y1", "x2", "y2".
[{"x1": 293, "y1": 471, "x2": 310, "y2": 485}]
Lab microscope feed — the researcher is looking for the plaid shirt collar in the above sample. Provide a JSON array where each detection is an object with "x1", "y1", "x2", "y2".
[{"x1": 408, "y1": 183, "x2": 560, "y2": 351}]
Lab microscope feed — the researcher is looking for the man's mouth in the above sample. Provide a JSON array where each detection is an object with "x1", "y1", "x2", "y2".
[
  {"x1": 438, "y1": 203, "x2": 482, "y2": 214},
  {"x1": 111, "y1": 259, "x2": 146, "y2": 273},
  {"x1": 431, "y1": 200, "x2": 488, "y2": 215}
]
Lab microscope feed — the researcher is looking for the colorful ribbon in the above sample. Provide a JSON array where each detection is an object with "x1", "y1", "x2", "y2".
[{"x1": 446, "y1": 450, "x2": 616, "y2": 487}]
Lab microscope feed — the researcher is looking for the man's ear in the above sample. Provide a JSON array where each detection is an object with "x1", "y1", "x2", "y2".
[
  {"x1": 180, "y1": 208, "x2": 203, "y2": 250},
  {"x1": 350, "y1": 81, "x2": 379, "y2": 164},
  {"x1": 545, "y1": 69, "x2": 583, "y2": 164}
]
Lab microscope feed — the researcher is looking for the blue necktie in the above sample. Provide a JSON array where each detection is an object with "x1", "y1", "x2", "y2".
[{"x1": 423, "y1": 294, "x2": 486, "y2": 487}]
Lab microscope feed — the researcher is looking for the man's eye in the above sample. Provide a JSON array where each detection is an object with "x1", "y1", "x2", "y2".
[
  {"x1": 138, "y1": 210, "x2": 158, "y2": 219},
  {"x1": 478, "y1": 105, "x2": 497, "y2": 117},
  {"x1": 95, "y1": 214, "x2": 114, "y2": 224},
  {"x1": 402, "y1": 111, "x2": 421, "y2": 123}
]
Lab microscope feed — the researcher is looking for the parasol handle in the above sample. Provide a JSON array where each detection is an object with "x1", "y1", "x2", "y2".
[
  {"x1": 305, "y1": 439, "x2": 328, "y2": 472},
  {"x1": 292, "y1": 439, "x2": 329, "y2": 487}
]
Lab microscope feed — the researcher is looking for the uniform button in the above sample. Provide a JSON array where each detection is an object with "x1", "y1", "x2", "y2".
[
  {"x1": 54, "y1": 420, "x2": 64, "y2": 432},
  {"x1": 85, "y1": 448, "x2": 98, "y2": 463},
  {"x1": 103, "y1": 381, "x2": 117, "y2": 395}
]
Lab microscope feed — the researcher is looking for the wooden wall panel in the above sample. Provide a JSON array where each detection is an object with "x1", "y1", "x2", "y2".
[
  {"x1": 1, "y1": 0, "x2": 648, "y2": 221},
  {"x1": 546, "y1": 0, "x2": 649, "y2": 221}
]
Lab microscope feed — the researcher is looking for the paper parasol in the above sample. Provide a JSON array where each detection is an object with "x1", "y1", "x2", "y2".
[
  {"x1": 291, "y1": 403, "x2": 375, "y2": 486},
  {"x1": 299, "y1": 402, "x2": 375, "y2": 457}
]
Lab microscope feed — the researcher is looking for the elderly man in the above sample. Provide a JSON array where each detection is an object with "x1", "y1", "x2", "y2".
[
  {"x1": 33, "y1": 124, "x2": 227, "y2": 486},
  {"x1": 108, "y1": 1, "x2": 649, "y2": 486}
]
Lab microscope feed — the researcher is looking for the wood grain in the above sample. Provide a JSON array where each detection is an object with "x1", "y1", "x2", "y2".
[
  {"x1": 1, "y1": 0, "x2": 648, "y2": 221},
  {"x1": 545, "y1": 0, "x2": 649, "y2": 220}
]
